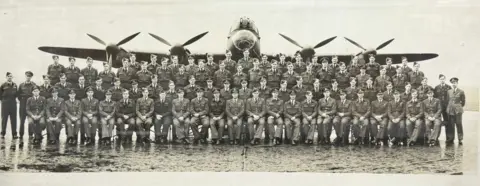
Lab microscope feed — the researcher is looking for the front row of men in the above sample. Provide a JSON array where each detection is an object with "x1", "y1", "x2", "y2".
[{"x1": 24, "y1": 77, "x2": 464, "y2": 146}]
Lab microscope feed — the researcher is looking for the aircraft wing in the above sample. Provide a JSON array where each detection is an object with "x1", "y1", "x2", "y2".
[
  {"x1": 316, "y1": 53, "x2": 439, "y2": 65},
  {"x1": 38, "y1": 46, "x2": 170, "y2": 63}
]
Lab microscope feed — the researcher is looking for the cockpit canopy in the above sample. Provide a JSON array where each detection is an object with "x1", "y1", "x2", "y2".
[{"x1": 229, "y1": 17, "x2": 259, "y2": 36}]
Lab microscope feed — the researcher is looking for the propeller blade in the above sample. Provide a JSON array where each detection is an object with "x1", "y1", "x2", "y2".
[
  {"x1": 278, "y1": 33, "x2": 303, "y2": 48},
  {"x1": 148, "y1": 33, "x2": 172, "y2": 46},
  {"x1": 117, "y1": 32, "x2": 141, "y2": 46},
  {"x1": 376, "y1": 38, "x2": 395, "y2": 50},
  {"x1": 87, "y1": 34, "x2": 107, "y2": 46},
  {"x1": 344, "y1": 37, "x2": 366, "y2": 50},
  {"x1": 182, "y1": 31, "x2": 209, "y2": 46},
  {"x1": 313, "y1": 36, "x2": 337, "y2": 49}
]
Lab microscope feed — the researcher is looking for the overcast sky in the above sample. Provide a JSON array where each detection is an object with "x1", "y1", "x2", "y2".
[{"x1": 0, "y1": 0, "x2": 479, "y2": 89}]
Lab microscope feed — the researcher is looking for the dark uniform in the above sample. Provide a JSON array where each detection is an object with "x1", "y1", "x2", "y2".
[
  {"x1": 117, "y1": 67, "x2": 135, "y2": 90},
  {"x1": 136, "y1": 69, "x2": 153, "y2": 88},
  {"x1": 405, "y1": 97, "x2": 424, "y2": 144},
  {"x1": 375, "y1": 74, "x2": 391, "y2": 93},
  {"x1": 98, "y1": 93, "x2": 116, "y2": 140},
  {"x1": 213, "y1": 69, "x2": 231, "y2": 88},
  {"x1": 317, "y1": 95, "x2": 337, "y2": 143},
  {"x1": 226, "y1": 93, "x2": 245, "y2": 143},
  {"x1": 266, "y1": 96, "x2": 284, "y2": 142},
  {"x1": 258, "y1": 85, "x2": 271, "y2": 100},
  {"x1": 209, "y1": 95, "x2": 226, "y2": 142},
  {"x1": 434, "y1": 82, "x2": 451, "y2": 125},
  {"x1": 246, "y1": 97, "x2": 266, "y2": 141},
  {"x1": 55, "y1": 81, "x2": 72, "y2": 100},
  {"x1": 282, "y1": 70, "x2": 298, "y2": 89},
  {"x1": 311, "y1": 86, "x2": 324, "y2": 101},
  {"x1": 335, "y1": 71, "x2": 350, "y2": 90},
  {"x1": 93, "y1": 84, "x2": 106, "y2": 101},
  {"x1": 294, "y1": 61, "x2": 307, "y2": 74},
  {"x1": 417, "y1": 84, "x2": 433, "y2": 101},
  {"x1": 232, "y1": 71, "x2": 248, "y2": 89},
  {"x1": 26, "y1": 94, "x2": 47, "y2": 141},
  {"x1": 80, "y1": 66, "x2": 98, "y2": 87},
  {"x1": 222, "y1": 58, "x2": 237, "y2": 74},
  {"x1": 116, "y1": 97, "x2": 136, "y2": 142},
  {"x1": 302, "y1": 99, "x2": 318, "y2": 142},
  {"x1": 398, "y1": 65, "x2": 412, "y2": 79},
  {"x1": 63, "y1": 91, "x2": 83, "y2": 143},
  {"x1": 385, "y1": 65, "x2": 397, "y2": 78},
  {"x1": 365, "y1": 62, "x2": 380, "y2": 80},
  {"x1": 0, "y1": 80, "x2": 18, "y2": 137},
  {"x1": 392, "y1": 73, "x2": 408, "y2": 93},
  {"x1": 153, "y1": 96, "x2": 173, "y2": 142},
  {"x1": 445, "y1": 81, "x2": 465, "y2": 144},
  {"x1": 408, "y1": 70, "x2": 425, "y2": 89},
  {"x1": 347, "y1": 63, "x2": 362, "y2": 78},
  {"x1": 45, "y1": 95, "x2": 64, "y2": 142},
  {"x1": 98, "y1": 70, "x2": 116, "y2": 90},
  {"x1": 239, "y1": 86, "x2": 252, "y2": 101},
  {"x1": 259, "y1": 60, "x2": 271, "y2": 72},
  {"x1": 136, "y1": 96, "x2": 154, "y2": 141},
  {"x1": 249, "y1": 67, "x2": 264, "y2": 88},
  {"x1": 345, "y1": 86, "x2": 358, "y2": 101},
  {"x1": 267, "y1": 68, "x2": 283, "y2": 89},
  {"x1": 147, "y1": 62, "x2": 160, "y2": 75},
  {"x1": 220, "y1": 87, "x2": 233, "y2": 101},
  {"x1": 356, "y1": 72, "x2": 370, "y2": 88},
  {"x1": 109, "y1": 85, "x2": 126, "y2": 102},
  {"x1": 352, "y1": 95, "x2": 370, "y2": 142},
  {"x1": 172, "y1": 96, "x2": 190, "y2": 140},
  {"x1": 278, "y1": 88, "x2": 290, "y2": 102},
  {"x1": 301, "y1": 70, "x2": 316, "y2": 90},
  {"x1": 370, "y1": 95, "x2": 389, "y2": 142},
  {"x1": 204, "y1": 85, "x2": 215, "y2": 102},
  {"x1": 188, "y1": 93, "x2": 210, "y2": 141},
  {"x1": 184, "y1": 83, "x2": 199, "y2": 100},
  {"x1": 18, "y1": 77, "x2": 36, "y2": 138},
  {"x1": 423, "y1": 93, "x2": 442, "y2": 143},
  {"x1": 205, "y1": 61, "x2": 219, "y2": 74},
  {"x1": 383, "y1": 89, "x2": 395, "y2": 102},
  {"x1": 39, "y1": 81, "x2": 54, "y2": 99},
  {"x1": 64, "y1": 65, "x2": 81, "y2": 84},
  {"x1": 333, "y1": 97, "x2": 352, "y2": 143},
  {"x1": 284, "y1": 97, "x2": 302, "y2": 142},
  {"x1": 146, "y1": 83, "x2": 162, "y2": 100},
  {"x1": 47, "y1": 63, "x2": 65, "y2": 86},
  {"x1": 364, "y1": 85, "x2": 377, "y2": 102},
  {"x1": 156, "y1": 66, "x2": 173, "y2": 89},
  {"x1": 387, "y1": 96, "x2": 406, "y2": 142},
  {"x1": 194, "y1": 68, "x2": 211, "y2": 88},
  {"x1": 237, "y1": 57, "x2": 253, "y2": 74},
  {"x1": 174, "y1": 70, "x2": 189, "y2": 89},
  {"x1": 81, "y1": 95, "x2": 99, "y2": 141},
  {"x1": 72, "y1": 83, "x2": 87, "y2": 101}
]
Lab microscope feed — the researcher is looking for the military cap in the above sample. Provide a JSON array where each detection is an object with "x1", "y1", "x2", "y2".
[
  {"x1": 25, "y1": 71, "x2": 33, "y2": 77},
  {"x1": 450, "y1": 77, "x2": 459, "y2": 83},
  {"x1": 188, "y1": 55, "x2": 194, "y2": 59},
  {"x1": 241, "y1": 79, "x2": 248, "y2": 84},
  {"x1": 350, "y1": 77, "x2": 357, "y2": 82},
  {"x1": 339, "y1": 90, "x2": 346, "y2": 95},
  {"x1": 51, "y1": 87, "x2": 58, "y2": 93},
  {"x1": 377, "y1": 92, "x2": 384, "y2": 96},
  {"x1": 151, "y1": 74, "x2": 158, "y2": 79},
  {"x1": 366, "y1": 77, "x2": 373, "y2": 81},
  {"x1": 321, "y1": 58, "x2": 329, "y2": 63},
  {"x1": 438, "y1": 74, "x2": 445, "y2": 79},
  {"x1": 150, "y1": 54, "x2": 157, "y2": 58},
  {"x1": 206, "y1": 78, "x2": 213, "y2": 82},
  {"x1": 393, "y1": 90, "x2": 401, "y2": 95},
  {"x1": 332, "y1": 79, "x2": 338, "y2": 84},
  {"x1": 339, "y1": 61, "x2": 345, "y2": 66},
  {"x1": 68, "y1": 56, "x2": 76, "y2": 61},
  {"x1": 177, "y1": 89, "x2": 184, "y2": 93},
  {"x1": 324, "y1": 87, "x2": 330, "y2": 92},
  {"x1": 69, "y1": 89, "x2": 76, "y2": 94},
  {"x1": 195, "y1": 87, "x2": 204, "y2": 92},
  {"x1": 32, "y1": 86, "x2": 40, "y2": 91},
  {"x1": 142, "y1": 87, "x2": 150, "y2": 92},
  {"x1": 86, "y1": 87, "x2": 94, "y2": 92},
  {"x1": 122, "y1": 57, "x2": 129, "y2": 61},
  {"x1": 280, "y1": 79, "x2": 287, "y2": 84},
  {"x1": 141, "y1": 61, "x2": 149, "y2": 65},
  {"x1": 59, "y1": 73, "x2": 66, "y2": 78},
  {"x1": 42, "y1": 75, "x2": 50, "y2": 80},
  {"x1": 386, "y1": 57, "x2": 392, "y2": 61},
  {"x1": 86, "y1": 56, "x2": 93, "y2": 61},
  {"x1": 114, "y1": 77, "x2": 121, "y2": 82},
  {"x1": 289, "y1": 90, "x2": 297, "y2": 95},
  {"x1": 260, "y1": 77, "x2": 267, "y2": 82},
  {"x1": 96, "y1": 77, "x2": 103, "y2": 82},
  {"x1": 368, "y1": 54, "x2": 375, "y2": 57},
  {"x1": 105, "y1": 90, "x2": 113, "y2": 95},
  {"x1": 213, "y1": 88, "x2": 220, "y2": 94},
  {"x1": 360, "y1": 66, "x2": 366, "y2": 70},
  {"x1": 387, "y1": 81, "x2": 393, "y2": 86},
  {"x1": 357, "y1": 89, "x2": 364, "y2": 94},
  {"x1": 296, "y1": 76, "x2": 302, "y2": 81},
  {"x1": 271, "y1": 88, "x2": 279, "y2": 94},
  {"x1": 130, "y1": 53, "x2": 136, "y2": 57},
  {"x1": 427, "y1": 89, "x2": 434, "y2": 94},
  {"x1": 332, "y1": 55, "x2": 338, "y2": 59},
  {"x1": 252, "y1": 88, "x2": 259, "y2": 93},
  {"x1": 231, "y1": 88, "x2": 239, "y2": 94},
  {"x1": 401, "y1": 56, "x2": 407, "y2": 60},
  {"x1": 5, "y1": 72, "x2": 11, "y2": 76},
  {"x1": 52, "y1": 55, "x2": 59, "y2": 59},
  {"x1": 131, "y1": 80, "x2": 138, "y2": 85},
  {"x1": 189, "y1": 75, "x2": 195, "y2": 80},
  {"x1": 224, "y1": 80, "x2": 230, "y2": 84}
]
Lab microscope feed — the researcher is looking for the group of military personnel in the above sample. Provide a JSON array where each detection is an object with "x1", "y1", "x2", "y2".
[{"x1": 0, "y1": 50, "x2": 466, "y2": 146}]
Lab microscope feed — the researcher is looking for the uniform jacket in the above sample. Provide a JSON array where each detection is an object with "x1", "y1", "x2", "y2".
[
  {"x1": 0, "y1": 82, "x2": 18, "y2": 101},
  {"x1": 136, "y1": 97, "x2": 154, "y2": 117},
  {"x1": 301, "y1": 99, "x2": 318, "y2": 117},
  {"x1": 146, "y1": 84, "x2": 162, "y2": 100},
  {"x1": 385, "y1": 65, "x2": 397, "y2": 78},
  {"x1": 375, "y1": 75, "x2": 391, "y2": 92},
  {"x1": 406, "y1": 99, "x2": 424, "y2": 118},
  {"x1": 174, "y1": 72, "x2": 189, "y2": 88},
  {"x1": 239, "y1": 87, "x2": 252, "y2": 100},
  {"x1": 267, "y1": 69, "x2": 283, "y2": 86},
  {"x1": 183, "y1": 84, "x2": 199, "y2": 100},
  {"x1": 54, "y1": 82, "x2": 72, "y2": 100},
  {"x1": 335, "y1": 71, "x2": 350, "y2": 89},
  {"x1": 18, "y1": 81, "x2": 37, "y2": 100},
  {"x1": 82, "y1": 97, "x2": 99, "y2": 116},
  {"x1": 266, "y1": 98, "x2": 284, "y2": 116},
  {"x1": 47, "y1": 63, "x2": 65, "y2": 81},
  {"x1": 408, "y1": 70, "x2": 425, "y2": 86},
  {"x1": 282, "y1": 71, "x2": 298, "y2": 87},
  {"x1": 98, "y1": 70, "x2": 116, "y2": 89},
  {"x1": 213, "y1": 69, "x2": 232, "y2": 88},
  {"x1": 301, "y1": 71, "x2": 316, "y2": 88},
  {"x1": 226, "y1": 98, "x2": 245, "y2": 118},
  {"x1": 417, "y1": 85, "x2": 433, "y2": 101},
  {"x1": 26, "y1": 96, "x2": 46, "y2": 117},
  {"x1": 249, "y1": 68, "x2": 265, "y2": 84},
  {"x1": 292, "y1": 85, "x2": 307, "y2": 102},
  {"x1": 371, "y1": 99, "x2": 389, "y2": 117},
  {"x1": 446, "y1": 88, "x2": 465, "y2": 115},
  {"x1": 194, "y1": 68, "x2": 211, "y2": 84},
  {"x1": 108, "y1": 86, "x2": 126, "y2": 102},
  {"x1": 237, "y1": 58, "x2": 253, "y2": 74},
  {"x1": 246, "y1": 97, "x2": 266, "y2": 116},
  {"x1": 153, "y1": 98, "x2": 172, "y2": 116},
  {"x1": 64, "y1": 65, "x2": 81, "y2": 84},
  {"x1": 46, "y1": 97, "x2": 64, "y2": 118},
  {"x1": 355, "y1": 73, "x2": 371, "y2": 88},
  {"x1": 318, "y1": 97, "x2": 337, "y2": 116},
  {"x1": 222, "y1": 59, "x2": 237, "y2": 73},
  {"x1": 345, "y1": 86, "x2": 358, "y2": 101},
  {"x1": 209, "y1": 98, "x2": 226, "y2": 117},
  {"x1": 383, "y1": 90, "x2": 395, "y2": 102},
  {"x1": 136, "y1": 70, "x2": 153, "y2": 88},
  {"x1": 434, "y1": 83, "x2": 451, "y2": 107},
  {"x1": 205, "y1": 62, "x2": 219, "y2": 74},
  {"x1": 99, "y1": 99, "x2": 116, "y2": 117},
  {"x1": 392, "y1": 74, "x2": 407, "y2": 92},
  {"x1": 388, "y1": 99, "x2": 405, "y2": 119},
  {"x1": 365, "y1": 62, "x2": 380, "y2": 78},
  {"x1": 258, "y1": 86, "x2": 271, "y2": 100},
  {"x1": 172, "y1": 98, "x2": 190, "y2": 118},
  {"x1": 423, "y1": 97, "x2": 442, "y2": 119},
  {"x1": 116, "y1": 99, "x2": 136, "y2": 118},
  {"x1": 232, "y1": 72, "x2": 248, "y2": 88},
  {"x1": 80, "y1": 66, "x2": 98, "y2": 87},
  {"x1": 220, "y1": 88, "x2": 233, "y2": 100},
  {"x1": 311, "y1": 87, "x2": 324, "y2": 101},
  {"x1": 352, "y1": 99, "x2": 370, "y2": 117},
  {"x1": 93, "y1": 86, "x2": 106, "y2": 101},
  {"x1": 39, "y1": 83, "x2": 53, "y2": 99},
  {"x1": 336, "y1": 99, "x2": 352, "y2": 116},
  {"x1": 363, "y1": 86, "x2": 377, "y2": 102},
  {"x1": 283, "y1": 100, "x2": 301, "y2": 118},
  {"x1": 156, "y1": 66, "x2": 173, "y2": 82},
  {"x1": 63, "y1": 99, "x2": 83, "y2": 120},
  {"x1": 190, "y1": 97, "x2": 209, "y2": 116},
  {"x1": 72, "y1": 83, "x2": 87, "y2": 100}
]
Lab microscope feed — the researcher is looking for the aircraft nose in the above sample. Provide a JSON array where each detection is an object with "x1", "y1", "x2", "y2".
[{"x1": 235, "y1": 39, "x2": 254, "y2": 50}]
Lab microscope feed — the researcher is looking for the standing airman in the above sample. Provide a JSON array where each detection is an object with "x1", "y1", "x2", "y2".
[
  {"x1": 27, "y1": 86, "x2": 47, "y2": 145},
  {"x1": 136, "y1": 61, "x2": 153, "y2": 88},
  {"x1": 109, "y1": 78, "x2": 125, "y2": 102},
  {"x1": 82, "y1": 87, "x2": 99, "y2": 145},
  {"x1": 445, "y1": 77, "x2": 465, "y2": 145},
  {"x1": 365, "y1": 54, "x2": 380, "y2": 80},
  {"x1": 98, "y1": 62, "x2": 115, "y2": 90},
  {"x1": 408, "y1": 63, "x2": 425, "y2": 89},
  {"x1": 157, "y1": 57, "x2": 173, "y2": 90},
  {"x1": 45, "y1": 88, "x2": 64, "y2": 144},
  {"x1": 65, "y1": 57, "x2": 81, "y2": 85},
  {"x1": 417, "y1": 77, "x2": 433, "y2": 101},
  {"x1": 302, "y1": 91, "x2": 317, "y2": 144},
  {"x1": 18, "y1": 71, "x2": 36, "y2": 139},
  {"x1": 232, "y1": 65, "x2": 248, "y2": 89},
  {"x1": 237, "y1": 50, "x2": 253, "y2": 74},
  {"x1": 81, "y1": 57, "x2": 98, "y2": 87},
  {"x1": 153, "y1": 90, "x2": 172, "y2": 144},
  {"x1": 266, "y1": 61, "x2": 283, "y2": 90},
  {"x1": 209, "y1": 89, "x2": 226, "y2": 145},
  {"x1": 39, "y1": 75, "x2": 53, "y2": 99},
  {"x1": 64, "y1": 89, "x2": 82, "y2": 144},
  {"x1": 392, "y1": 67, "x2": 407, "y2": 93},
  {"x1": 213, "y1": 62, "x2": 231, "y2": 88},
  {"x1": 317, "y1": 88, "x2": 337, "y2": 144},
  {"x1": 47, "y1": 55, "x2": 65, "y2": 86},
  {"x1": 246, "y1": 88, "x2": 266, "y2": 145},
  {"x1": 55, "y1": 73, "x2": 72, "y2": 100},
  {"x1": 282, "y1": 62, "x2": 298, "y2": 89},
  {"x1": 249, "y1": 58, "x2": 264, "y2": 88},
  {"x1": 226, "y1": 89, "x2": 245, "y2": 145},
  {"x1": 434, "y1": 74, "x2": 451, "y2": 127},
  {"x1": 98, "y1": 90, "x2": 116, "y2": 145},
  {"x1": 335, "y1": 62, "x2": 350, "y2": 90},
  {"x1": 284, "y1": 90, "x2": 302, "y2": 145},
  {"x1": 136, "y1": 88, "x2": 154, "y2": 143}
]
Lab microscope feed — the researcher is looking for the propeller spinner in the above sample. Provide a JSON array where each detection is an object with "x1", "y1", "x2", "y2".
[
  {"x1": 278, "y1": 33, "x2": 337, "y2": 61},
  {"x1": 148, "y1": 32, "x2": 209, "y2": 64},
  {"x1": 344, "y1": 37, "x2": 395, "y2": 56},
  {"x1": 86, "y1": 32, "x2": 140, "y2": 68}
]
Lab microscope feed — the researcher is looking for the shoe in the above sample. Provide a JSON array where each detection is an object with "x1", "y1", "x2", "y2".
[
  {"x1": 250, "y1": 139, "x2": 256, "y2": 145},
  {"x1": 182, "y1": 138, "x2": 190, "y2": 145},
  {"x1": 458, "y1": 140, "x2": 463, "y2": 145},
  {"x1": 1, "y1": 135, "x2": 4, "y2": 139},
  {"x1": 193, "y1": 139, "x2": 199, "y2": 145},
  {"x1": 291, "y1": 140, "x2": 298, "y2": 145},
  {"x1": 13, "y1": 135, "x2": 18, "y2": 139},
  {"x1": 234, "y1": 140, "x2": 239, "y2": 145},
  {"x1": 144, "y1": 138, "x2": 153, "y2": 144}
]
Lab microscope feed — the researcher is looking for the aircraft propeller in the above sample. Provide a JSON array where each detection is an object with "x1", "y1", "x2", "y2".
[
  {"x1": 86, "y1": 32, "x2": 140, "y2": 67},
  {"x1": 278, "y1": 33, "x2": 337, "y2": 60},
  {"x1": 148, "y1": 31, "x2": 209, "y2": 64},
  {"x1": 344, "y1": 37, "x2": 395, "y2": 56}
]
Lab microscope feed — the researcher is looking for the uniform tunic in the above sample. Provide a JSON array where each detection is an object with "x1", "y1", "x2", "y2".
[
  {"x1": 54, "y1": 82, "x2": 73, "y2": 100},
  {"x1": 39, "y1": 84, "x2": 53, "y2": 99},
  {"x1": 98, "y1": 70, "x2": 116, "y2": 90},
  {"x1": 108, "y1": 86, "x2": 125, "y2": 102},
  {"x1": 267, "y1": 69, "x2": 283, "y2": 89},
  {"x1": 249, "y1": 68, "x2": 264, "y2": 88},
  {"x1": 136, "y1": 70, "x2": 153, "y2": 88},
  {"x1": 213, "y1": 69, "x2": 231, "y2": 88},
  {"x1": 64, "y1": 66, "x2": 81, "y2": 84},
  {"x1": 282, "y1": 71, "x2": 298, "y2": 89},
  {"x1": 232, "y1": 72, "x2": 248, "y2": 89},
  {"x1": 239, "y1": 87, "x2": 252, "y2": 101},
  {"x1": 80, "y1": 66, "x2": 98, "y2": 87},
  {"x1": 47, "y1": 63, "x2": 65, "y2": 85},
  {"x1": 335, "y1": 71, "x2": 350, "y2": 90},
  {"x1": 392, "y1": 74, "x2": 407, "y2": 92}
]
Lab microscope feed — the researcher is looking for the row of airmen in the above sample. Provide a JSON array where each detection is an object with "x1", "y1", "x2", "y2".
[{"x1": 0, "y1": 69, "x2": 466, "y2": 146}]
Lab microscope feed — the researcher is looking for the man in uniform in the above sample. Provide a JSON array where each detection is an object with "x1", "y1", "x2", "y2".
[
  {"x1": 351, "y1": 89, "x2": 370, "y2": 145},
  {"x1": 266, "y1": 89, "x2": 284, "y2": 145},
  {"x1": 18, "y1": 71, "x2": 36, "y2": 139},
  {"x1": 73, "y1": 75, "x2": 87, "y2": 101},
  {"x1": 80, "y1": 57, "x2": 98, "y2": 87},
  {"x1": 237, "y1": 50, "x2": 253, "y2": 74},
  {"x1": 82, "y1": 87, "x2": 99, "y2": 145},
  {"x1": 204, "y1": 78, "x2": 215, "y2": 102},
  {"x1": 293, "y1": 55, "x2": 307, "y2": 74},
  {"x1": 172, "y1": 89, "x2": 190, "y2": 144},
  {"x1": 220, "y1": 80, "x2": 233, "y2": 100},
  {"x1": 405, "y1": 90, "x2": 424, "y2": 146},
  {"x1": 277, "y1": 53, "x2": 288, "y2": 73},
  {"x1": 205, "y1": 53, "x2": 219, "y2": 73},
  {"x1": 226, "y1": 89, "x2": 245, "y2": 145},
  {"x1": 365, "y1": 54, "x2": 380, "y2": 80},
  {"x1": 232, "y1": 65, "x2": 248, "y2": 89},
  {"x1": 223, "y1": 50, "x2": 237, "y2": 73},
  {"x1": 259, "y1": 54, "x2": 271, "y2": 72},
  {"x1": 284, "y1": 90, "x2": 302, "y2": 145},
  {"x1": 98, "y1": 62, "x2": 116, "y2": 90},
  {"x1": 402, "y1": 83, "x2": 413, "y2": 103},
  {"x1": 109, "y1": 78, "x2": 125, "y2": 102},
  {"x1": 278, "y1": 80, "x2": 290, "y2": 102},
  {"x1": 188, "y1": 88, "x2": 210, "y2": 144},
  {"x1": 39, "y1": 75, "x2": 53, "y2": 99},
  {"x1": 27, "y1": 86, "x2": 47, "y2": 144},
  {"x1": 45, "y1": 88, "x2": 64, "y2": 144},
  {"x1": 246, "y1": 88, "x2": 266, "y2": 145},
  {"x1": 185, "y1": 56, "x2": 198, "y2": 76},
  {"x1": 330, "y1": 80, "x2": 341, "y2": 100},
  {"x1": 258, "y1": 77, "x2": 271, "y2": 100},
  {"x1": 213, "y1": 62, "x2": 231, "y2": 88},
  {"x1": 136, "y1": 88, "x2": 154, "y2": 143},
  {"x1": 168, "y1": 55, "x2": 181, "y2": 74},
  {"x1": 329, "y1": 56, "x2": 340, "y2": 73},
  {"x1": 417, "y1": 77, "x2": 433, "y2": 101},
  {"x1": 392, "y1": 67, "x2": 407, "y2": 93},
  {"x1": 333, "y1": 91, "x2": 352, "y2": 145},
  {"x1": 65, "y1": 57, "x2": 81, "y2": 85},
  {"x1": 434, "y1": 74, "x2": 451, "y2": 126},
  {"x1": 116, "y1": 89, "x2": 136, "y2": 143},
  {"x1": 239, "y1": 79, "x2": 252, "y2": 101},
  {"x1": 267, "y1": 61, "x2": 283, "y2": 90},
  {"x1": 129, "y1": 80, "x2": 142, "y2": 101},
  {"x1": 364, "y1": 77, "x2": 377, "y2": 102},
  {"x1": 282, "y1": 62, "x2": 298, "y2": 89},
  {"x1": 335, "y1": 63, "x2": 350, "y2": 90},
  {"x1": 302, "y1": 91, "x2": 317, "y2": 144},
  {"x1": 93, "y1": 78, "x2": 106, "y2": 101},
  {"x1": 423, "y1": 89, "x2": 442, "y2": 146},
  {"x1": 47, "y1": 55, "x2": 65, "y2": 86},
  {"x1": 292, "y1": 76, "x2": 307, "y2": 102},
  {"x1": 156, "y1": 57, "x2": 172, "y2": 90},
  {"x1": 370, "y1": 92, "x2": 389, "y2": 145},
  {"x1": 300, "y1": 63, "x2": 316, "y2": 90},
  {"x1": 311, "y1": 79, "x2": 323, "y2": 101},
  {"x1": 174, "y1": 65, "x2": 189, "y2": 89},
  {"x1": 345, "y1": 78, "x2": 359, "y2": 101},
  {"x1": 147, "y1": 54, "x2": 160, "y2": 74},
  {"x1": 129, "y1": 53, "x2": 141, "y2": 73},
  {"x1": 408, "y1": 62, "x2": 425, "y2": 89},
  {"x1": 153, "y1": 90, "x2": 173, "y2": 144},
  {"x1": 184, "y1": 76, "x2": 199, "y2": 100},
  {"x1": 165, "y1": 80, "x2": 178, "y2": 102},
  {"x1": 194, "y1": 60, "x2": 211, "y2": 88},
  {"x1": 446, "y1": 77, "x2": 465, "y2": 145},
  {"x1": 384, "y1": 57, "x2": 397, "y2": 78},
  {"x1": 383, "y1": 82, "x2": 395, "y2": 102},
  {"x1": 55, "y1": 73, "x2": 72, "y2": 100},
  {"x1": 348, "y1": 56, "x2": 362, "y2": 78},
  {"x1": 209, "y1": 89, "x2": 226, "y2": 144},
  {"x1": 387, "y1": 90, "x2": 406, "y2": 146},
  {"x1": 316, "y1": 88, "x2": 337, "y2": 144},
  {"x1": 249, "y1": 59, "x2": 264, "y2": 88},
  {"x1": 147, "y1": 75, "x2": 162, "y2": 100},
  {"x1": 64, "y1": 89, "x2": 82, "y2": 144},
  {"x1": 399, "y1": 56, "x2": 413, "y2": 79},
  {"x1": 98, "y1": 90, "x2": 116, "y2": 145},
  {"x1": 375, "y1": 68, "x2": 391, "y2": 93},
  {"x1": 136, "y1": 61, "x2": 153, "y2": 88}
]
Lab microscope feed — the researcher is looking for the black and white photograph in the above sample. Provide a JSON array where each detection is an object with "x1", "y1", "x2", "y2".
[{"x1": 0, "y1": 0, "x2": 479, "y2": 185}]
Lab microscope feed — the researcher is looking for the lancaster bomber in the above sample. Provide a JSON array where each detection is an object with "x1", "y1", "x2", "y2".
[{"x1": 38, "y1": 16, "x2": 438, "y2": 68}]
